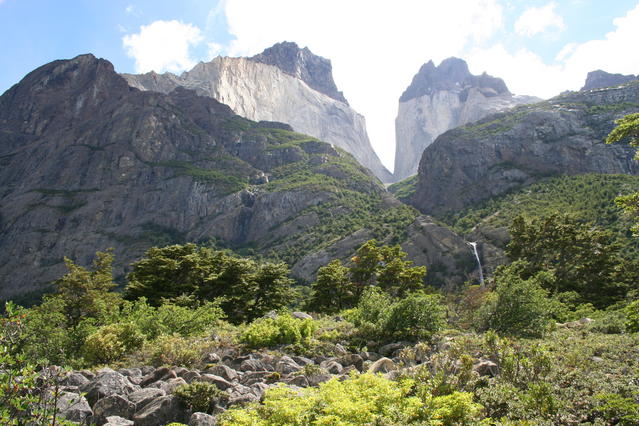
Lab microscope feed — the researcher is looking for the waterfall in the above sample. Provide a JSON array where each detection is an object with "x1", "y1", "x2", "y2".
[{"x1": 467, "y1": 242, "x2": 485, "y2": 287}]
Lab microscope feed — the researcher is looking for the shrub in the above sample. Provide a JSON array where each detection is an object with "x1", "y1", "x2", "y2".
[
  {"x1": 347, "y1": 288, "x2": 444, "y2": 342},
  {"x1": 240, "y1": 314, "x2": 316, "y2": 348},
  {"x1": 175, "y1": 381, "x2": 228, "y2": 413},
  {"x1": 219, "y1": 373, "x2": 485, "y2": 425},
  {"x1": 386, "y1": 292, "x2": 445, "y2": 341},
  {"x1": 146, "y1": 334, "x2": 210, "y2": 367},
  {"x1": 478, "y1": 261, "x2": 555, "y2": 337},
  {"x1": 625, "y1": 299, "x2": 639, "y2": 333},
  {"x1": 83, "y1": 322, "x2": 144, "y2": 364}
]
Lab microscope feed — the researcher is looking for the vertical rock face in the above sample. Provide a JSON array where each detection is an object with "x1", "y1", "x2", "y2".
[
  {"x1": 581, "y1": 70, "x2": 638, "y2": 91},
  {"x1": 393, "y1": 58, "x2": 539, "y2": 181},
  {"x1": 122, "y1": 42, "x2": 392, "y2": 182},
  {"x1": 410, "y1": 84, "x2": 639, "y2": 216},
  {"x1": 0, "y1": 54, "x2": 485, "y2": 299}
]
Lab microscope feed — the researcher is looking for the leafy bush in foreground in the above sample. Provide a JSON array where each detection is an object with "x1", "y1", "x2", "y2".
[
  {"x1": 219, "y1": 372, "x2": 484, "y2": 425},
  {"x1": 240, "y1": 314, "x2": 316, "y2": 348},
  {"x1": 175, "y1": 381, "x2": 228, "y2": 414}
]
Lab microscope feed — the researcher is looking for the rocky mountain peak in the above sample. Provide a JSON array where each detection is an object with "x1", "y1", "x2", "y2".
[
  {"x1": 399, "y1": 57, "x2": 510, "y2": 102},
  {"x1": 581, "y1": 70, "x2": 638, "y2": 91},
  {"x1": 249, "y1": 41, "x2": 347, "y2": 104}
]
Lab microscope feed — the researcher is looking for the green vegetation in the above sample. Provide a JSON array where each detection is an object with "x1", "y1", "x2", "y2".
[
  {"x1": 240, "y1": 313, "x2": 316, "y2": 348},
  {"x1": 507, "y1": 214, "x2": 636, "y2": 308},
  {"x1": 442, "y1": 173, "x2": 639, "y2": 253},
  {"x1": 175, "y1": 381, "x2": 228, "y2": 414},
  {"x1": 154, "y1": 159, "x2": 249, "y2": 195},
  {"x1": 219, "y1": 373, "x2": 482, "y2": 425},
  {"x1": 387, "y1": 174, "x2": 418, "y2": 202},
  {"x1": 125, "y1": 244, "x2": 292, "y2": 322},
  {"x1": 308, "y1": 240, "x2": 427, "y2": 312}
]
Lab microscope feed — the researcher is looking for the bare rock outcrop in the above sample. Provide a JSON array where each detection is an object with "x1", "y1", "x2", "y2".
[{"x1": 394, "y1": 57, "x2": 539, "y2": 181}]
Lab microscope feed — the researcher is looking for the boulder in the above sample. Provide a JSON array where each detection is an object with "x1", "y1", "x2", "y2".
[
  {"x1": 92, "y1": 394, "x2": 136, "y2": 424},
  {"x1": 132, "y1": 395, "x2": 187, "y2": 426},
  {"x1": 189, "y1": 412, "x2": 217, "y2": 426},
  {"x1": 276, "y1": 357, "x2": 302, "y2": 374},
  {"x1": 139, "y1": 367, "x2": 177, "y2": 387},
  {"x1": 367, "y1": 357, "x2": 397, "y2": 374},
  {"x1": 291, "y1": 311, "x2": 313, "y2": 320},
  {"x1": 205, "y1": 364, "x2": 239, "y2": 382},
  {"x1": 56, "y1": 391, "x2": 92, "y2": 423},
  {"x1": 80, "y1": 371, "x2": 138, "y2": 406},
  {"x1": 62, "y1": 372, "x2": 90, "y2": 387},
  {"x1": 200, "y1": 374, "x2": 232, "y2": 391},
  {"x1": 320, "y1": 360, "x2": 343, "y2": 375},
  {"x1": 103, "y1": 415, "x2": 134, "y2": 426},
  {"x1": 127, "y1": 388, "x2": 166, "y2": 410},
  {"x1": 473, "y1": 359, "x2": 499, "y2": 377}
]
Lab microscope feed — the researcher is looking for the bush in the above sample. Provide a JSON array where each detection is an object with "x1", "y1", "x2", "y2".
[
  {"x1": 118, "y1": 298, "x2": 225, "y2": 340},
  {"x1": 146, "y1": 334, "x2": 210, "y2": 367},
  {"x1": 175, "y1": 381, "x2": 228, "y2": 413},
  {"x1": 219, "y1": 372, "x2": 484, "y2": 425},
  {"x1": 625, "y1": 299, "x2": 639, "y2": 333},
  {"x1": 83, "y1": 323, "x2": 144, "y2": 364},
  {"x1": 240, "y1": 314, "x2": 316, "y2": 349},
  {"x1": 386, "y1": 292, "x2": 445, "y2": 341},
  {"x1": 347, "y1": 288, "x2": 444, "y2": 342},
  {"x1": 478, "y1": 261, "x2": 555, "y2": 337}
]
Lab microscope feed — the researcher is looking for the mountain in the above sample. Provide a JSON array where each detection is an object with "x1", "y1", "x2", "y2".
[
  {"x1": 582, "y1": 70, "x2": 638, "y2": 91},
  {"x1": 409, "y1": 81, "x2": 639, "y2": 216},
  {"x1": 122, "y1": 42, "x2": 393, "y2": 182},
  {"x1": 393, "y1": 58, "x2": 539, "y2": 181},
  {"x1": 0, "y1": 54, "x2": 481, "y2": 301}
]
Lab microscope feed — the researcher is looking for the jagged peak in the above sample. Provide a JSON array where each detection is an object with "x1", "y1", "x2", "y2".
[
  {"x1": 249, "y1": 41, "x2": 348, "y2": 104},
  {"x1": 400, "y1": 57, "x2": 510, "y2": 102}
]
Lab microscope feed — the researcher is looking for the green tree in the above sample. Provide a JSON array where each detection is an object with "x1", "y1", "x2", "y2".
[
  {"x1": 479, "y1": 260, "x2": 555, "y2": 337},
  {"x1": 507, "y1": 214, "x2": 633, "y2": 307},
  {"x1": 308, "y1": 260, "x2": 355, "y2": 313},
  {"x1": 53, "y1": 249, "x2": 118, "y2": 329},
  {"x1": 125, "y1": 244, "x2": 293, "y2": 322},
  {"x1": 607, "y1": 113, "x2": 639, "y2": 235},
  {"x1": 350, "y1": 239, "x2": 426, "y2": 299},
  {"x1": 126, "y1": 244, "x2": 222, "y2": 305}
]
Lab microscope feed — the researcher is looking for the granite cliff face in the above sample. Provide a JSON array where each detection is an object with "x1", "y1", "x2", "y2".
[
  {"x1": 394, "y1": 58, "x2": 538, "y2": 181},
  {"x1": 411, "y1": 82, "x2": 639, "y2": 216},
  {"x1": 0, "y1": 54, "x2": 480, "y2": 300},
  {"x1": 582, "y1": 70, "x2": 638, "y2": 91},
  {"x1": 122, "y1": 42, "x2": 392, "y2": 182}
]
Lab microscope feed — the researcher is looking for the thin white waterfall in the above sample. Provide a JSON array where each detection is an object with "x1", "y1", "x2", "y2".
[{"x1": 467, "y1": 241, "x2": 485, "y2": 287}]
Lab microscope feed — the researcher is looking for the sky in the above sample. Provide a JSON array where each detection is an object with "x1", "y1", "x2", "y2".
[{"x1": 2, "y1": 1, "x2": 639, "y2": 172}]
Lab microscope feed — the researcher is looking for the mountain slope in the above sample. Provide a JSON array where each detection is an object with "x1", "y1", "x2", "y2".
[
  {"x1": 0, "y1": 54, "x2": 477, "y2": 300},
  {"x1": 393, "y1": 58, "x2": 539, "y2": 181},
  {"x1": 410, "y1": 82, "x2": 639, "y2": 216},
  {"x1": 122, "y1": 42, "x2": 392, "y2": 182}
]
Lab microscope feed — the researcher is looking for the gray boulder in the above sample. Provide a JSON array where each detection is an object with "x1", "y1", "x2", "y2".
[
  {"x1": 127, "y1": 388, "x2": 166, "y2": 410},
  {"x1": 56, "y1": 391, "x2": 92, "y2": 423},
  {"x1": 189, "y1": 411, "x2": 217, "y2": 426},
  {"x1": 132, "y1": 395, "x2": 187, "y2": 426},
  {"x1": 80, "y1": 371, "x2": 138, "y2": 406},
  {"x1": 367, "y1": 357, "x2": 397, "y2": 374},
  {"x1": 92, "y1": 394, "x2": 136, "y2": 424},
  {"x1": 103, "y1": 415, "x2": 134, "y2": 426}
]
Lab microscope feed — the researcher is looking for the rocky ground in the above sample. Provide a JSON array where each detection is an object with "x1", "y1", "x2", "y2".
[{"x1": 52, "y1": 338, "x2": 497, "y2": 425}]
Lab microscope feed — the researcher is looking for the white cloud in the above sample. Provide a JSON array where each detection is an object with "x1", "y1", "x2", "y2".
[
  {"x1": 468, "y1": 4, "x2": 639, "y2": 98},
  {"x1": 207, "y1": 42, "x2": 223, "y2": 60},
  {"x1": 123, "y1": 20, "x2": 203, "y2": 74},
  {"x1": 515, "y1": 2, "x2": 565, "y2": 37},
  {"x1": 223, "y1": 0, "x2": 504, "y2": 170}
]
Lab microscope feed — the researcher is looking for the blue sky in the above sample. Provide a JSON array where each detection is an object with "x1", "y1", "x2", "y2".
[{"x1": 2, "y1": 0, "x2": 639, "y2": 170}]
